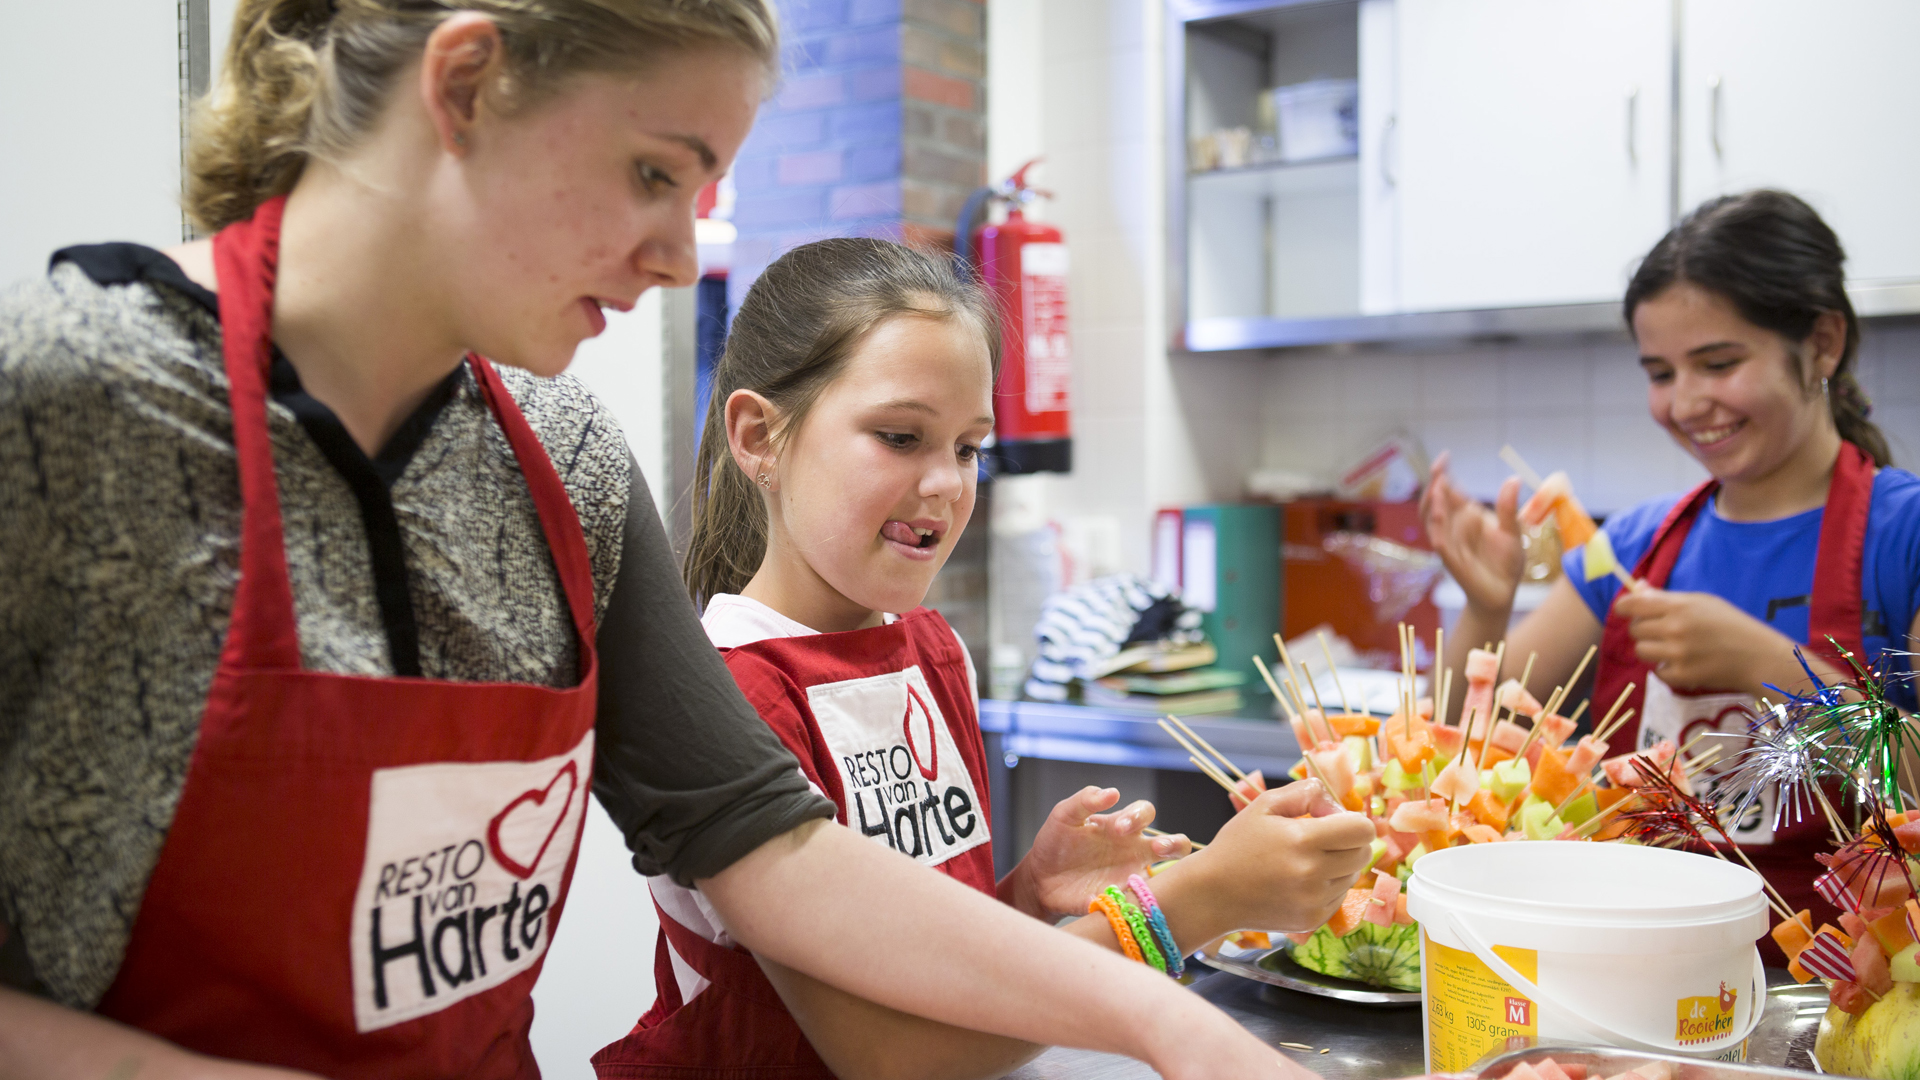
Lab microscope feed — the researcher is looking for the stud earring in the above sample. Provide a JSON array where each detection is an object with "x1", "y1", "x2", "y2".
[
  {"x1": 756, "y1": 473, "x2": 772, "y2": 490},
  {"x1": 453, "y1": 132, "x2": 467, "y2": 147}
]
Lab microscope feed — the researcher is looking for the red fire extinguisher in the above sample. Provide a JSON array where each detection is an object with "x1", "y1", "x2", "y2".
[{"x1": 956, "y1": 159, "x2": 1071, "y2": 474}]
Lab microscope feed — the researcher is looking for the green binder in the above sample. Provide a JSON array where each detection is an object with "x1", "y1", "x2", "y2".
[{"x1": 1179, "y1": 504, "x2": 1281, "y2": 686}]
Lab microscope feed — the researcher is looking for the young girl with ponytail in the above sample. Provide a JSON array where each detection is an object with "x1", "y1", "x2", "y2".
[
  {"x1": 591, "y1": 238, "x2": 1378, "y2": 1080},
  {"x1": 0, "y1": 3, "x2": 1324, "y2": 1077},
  {"x1": 1423, "y1": 190, "x2": 1920, "y2": 951}
]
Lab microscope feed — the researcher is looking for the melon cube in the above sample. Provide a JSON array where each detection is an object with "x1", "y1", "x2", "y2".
[
  {"x1": 1772, "y1": 910, "x2": 1815, "y2": 959},
  {"x1": 1830, "y1": 979, "x2": 1874, "y2": 1016},
  {"x1": 1891, "y1": 941, "x2": 1920, "y2": 982},
  {"x1": 1853, "y1": 933, "x2": 1895, "y2": 996}
]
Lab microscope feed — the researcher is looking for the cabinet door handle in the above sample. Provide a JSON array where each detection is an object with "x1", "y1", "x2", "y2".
[
  {"x1": 1381, "y1": 114, "x2": 1398, "y2": 188},
  {"x1": 1626, "y1": 85, "x2": 1639, "y2": 167},
  {"x1": 1710, "y1": 76, "x2": 1724, "y2": 159}
]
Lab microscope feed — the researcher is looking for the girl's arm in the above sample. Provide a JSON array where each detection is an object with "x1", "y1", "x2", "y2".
[
  {"x1": 700, "y1": 819, "x2": 1318, "y2": 1080},
  {"x1": 723, "y1": 783, "x2": 1374, "y2": 1080},
  {"x1": 0, "y1": 986, "x2": 319, "y2": 1080}
]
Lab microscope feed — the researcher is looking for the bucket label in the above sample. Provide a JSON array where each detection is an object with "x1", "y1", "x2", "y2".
[
  {"x1": 1675, "y1": 982, "x2": 1740, "y2": 1045},
  {"x1": 1424, "y1": 935, "x2": 1538, "y2": 1072}
]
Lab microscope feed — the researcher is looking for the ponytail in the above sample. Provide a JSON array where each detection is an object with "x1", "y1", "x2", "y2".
[
  {"x1": 682, "y1": 239, "x2": 1000, "y2": 608},
  {"x1": 1625, "y1": 189, "x2": 1891, "y2": 468},
  {"x1": 187, "y1": 0, "x2": 780, "y2": 233}
]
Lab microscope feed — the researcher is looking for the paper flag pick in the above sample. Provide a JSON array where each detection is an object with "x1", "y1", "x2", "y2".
[
  {"x1": 1797, "y1": 931, "x2": 1857, "y2": 982},
  {"x1": 1583, "y1": 530, "x2": 1619, "y2": 583},
  {"x1": 1815, "y1": 870, "x2": 1864, "y2": 914}
]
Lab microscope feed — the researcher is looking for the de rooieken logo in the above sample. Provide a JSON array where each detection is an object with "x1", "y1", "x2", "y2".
[
  {"x1": 808, "y1": 665, "x2": 989, "y2": 869},
  {"x1": 350, "y1": 733, "x2": 595, "y2": 1032}
]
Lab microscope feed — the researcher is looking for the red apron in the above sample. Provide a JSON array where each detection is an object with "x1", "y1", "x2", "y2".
[
  {"x1": 1593, "y1": 441, "x2": 1875, "y2": 950},
  {"x1": 593, "y1": 609, "x2": 993, "y2": 1079},
  {"x1": 94, "y1": 196, "x2": 601, "y2": 1077}
]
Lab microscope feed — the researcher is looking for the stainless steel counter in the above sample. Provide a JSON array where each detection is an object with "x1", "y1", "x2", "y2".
[{"x1": 1005, "y1": 968, "x2": 1826, "y2": 1080}]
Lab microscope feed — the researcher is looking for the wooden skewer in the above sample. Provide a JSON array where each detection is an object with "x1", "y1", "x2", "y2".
[
  {"x1": 1595, "y1": 708, "x2": 1636, "y2": 747},
  {"x1": 1562, "y1": 644, "x2": 1598, "y2": 701},
  {"x1": 1436, "y1": 667, "x2": 1454, "y2": 734},
  {"x1": 1683, "y1": 746, "x2": 1724, "y2": 776},
  {"x1": 1482, "y1": 652, "x2": 1539, "y2": 769},
  {"x1": 1592, "y1": 682, "x2": 1637, "y2": 742},
  {"x1": 1165, "y1": 714, "x2": 1247, "y2": 782},
  {"x1": 1318, "y1": 632, "x2": 1354, "y2": 716},
  {"x1": 1501, "y1": 444, "x2": 1546, "y2": 488},
  {"x1": 1189, "y1": 755, "x2": 1240, "y2": 796},
  {"x1": 1273, "y1": 633, "x2": 1308, "y2": 703},
  {"x1": 1252, "y1": 655, "x2": 1294, "y2": 719},
  {"x1": 1144, "y1": 826, "x2": 1205, "y2": 852},
  {"x1": 1159, "y1": 718, "x2": 1242, "y2": 782},
  {"x1": 1566, "y1": 698, "x2": 1590, "y2": 726}
]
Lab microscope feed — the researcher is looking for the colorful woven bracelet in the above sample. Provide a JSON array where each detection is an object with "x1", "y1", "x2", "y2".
[
  {"x1": 1127, "y1": 874, "x2": 1184, "y2": 978},
  {"x1": 1089, "y1": 892, "x2": 1146, "y2": 964},
  {"x1": 1103, "y1": 886, "x2": 1166, "y2": 974}
]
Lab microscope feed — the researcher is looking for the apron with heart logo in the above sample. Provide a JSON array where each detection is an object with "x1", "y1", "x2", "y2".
[
  {"x1": 93, "y1": 195, "x2": 599, "y2": 1078},
  {"x1": 1593, "y1": 441, "x2": 1875, "y2": 951},
  {"x1": 592, "y1": 609, "x2": 992, "y2": 1078}
]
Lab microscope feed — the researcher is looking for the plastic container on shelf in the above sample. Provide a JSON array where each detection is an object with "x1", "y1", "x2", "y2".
[
  {"x1": 1407, "y1": 842, "x2": 1769, "y2": 1072},
  {"x1": 1271, "y1": 78, "x2": 1359, "y2": 162}
]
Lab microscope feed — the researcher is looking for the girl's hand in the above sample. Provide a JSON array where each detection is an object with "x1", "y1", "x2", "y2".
[
  {"x1": 997, "y1": 787, "x2": 1190, "y2": 921},
  {"x1": 1420, "y1": 452, "x2": 1527, "y2": 616},
  {"x1": 1185, "y1": 780, "x2": 1377, "y2": 934},
  {"x1": 1614, "y1": 585, "x2": 1801, "y2": 695}
]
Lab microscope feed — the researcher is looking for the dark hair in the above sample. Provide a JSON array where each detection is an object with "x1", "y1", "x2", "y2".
[
  {"x1": 682, "y1": 238, "x2": 1001, "y2": 608},
  {"x1": 1623, "y1": 189, "x2": 1889, "y2": 467}
]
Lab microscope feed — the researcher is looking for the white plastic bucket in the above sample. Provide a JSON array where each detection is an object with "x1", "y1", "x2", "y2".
[{"x1": 1406, "y1": 843, "x2": 1768, "y2": 1072}]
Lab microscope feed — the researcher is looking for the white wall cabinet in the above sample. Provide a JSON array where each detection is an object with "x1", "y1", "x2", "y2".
[
  {"x1": 1387, "y1": 0, "x2": 1673, "y2": 313},
  {"x1": 1679, "y1": 0, "x2": 1920, "y2": 287},
  {"x1": 1175, "y1": 0, "x2": 1920, "y2": 350}
]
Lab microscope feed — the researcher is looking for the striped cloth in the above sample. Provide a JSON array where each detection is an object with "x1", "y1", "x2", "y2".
[
  {"x1": 1024, "y1": 574, "x2": 1203, "y2": 701},
  {"x1": 1796, "y1": 931, "x2": 1857, "y2": 982}
]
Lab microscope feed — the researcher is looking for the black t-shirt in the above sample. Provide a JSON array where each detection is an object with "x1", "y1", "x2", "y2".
[{"x1": 0, "y1": 245, "x2": 832, "y2": 1007}]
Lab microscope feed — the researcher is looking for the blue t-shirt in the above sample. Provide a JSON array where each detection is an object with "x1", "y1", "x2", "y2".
[{"x1": 1565, "y1": 467, "x2": 1920, "y2": 705}]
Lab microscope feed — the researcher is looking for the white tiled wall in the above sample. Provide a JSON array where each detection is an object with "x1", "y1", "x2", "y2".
[{"x1": 1260, "y1": 322, "x2": 1920, "y2": 516}]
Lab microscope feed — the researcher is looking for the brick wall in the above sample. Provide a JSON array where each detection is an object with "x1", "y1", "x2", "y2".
[
  {"x1": 726, "y1": 0, "x2": 992, "y2": 679},
  {"x1": 728, "y1": 0, "x2": 988, "y2": 314}
]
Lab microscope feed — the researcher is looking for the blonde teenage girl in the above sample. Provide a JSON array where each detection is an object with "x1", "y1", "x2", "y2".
[
  {"x1": 0, "y1": 3, "x2": 1325, "y2": 1077},
  {"x1": 592, "y1": 238, "x2": 1378, "y2": 1080}
]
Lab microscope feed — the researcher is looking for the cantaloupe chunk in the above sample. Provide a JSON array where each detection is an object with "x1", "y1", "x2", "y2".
[
  {"x1": 1326, "y1": 888, "x2": 1372, "y2": 937},
  {"x1": 1329, "y1": 713, "x2": 1379, "y2": 737},
  {"x1": 1530, "y1": 746, "x2": 1580, "y2": 806},
  {"x1": 1466, "y1": 788, "x2": 1510, "y2": 829},
  {"x1": 1869, "y1": 906, "x2": 1916, "y2": 956},
  {"x1": 1772, "y1": 910, "x2": 1815, "y2": 959},
  {"x1": 1855, "y1": 933, "x2": 1896, "y2": 996}
]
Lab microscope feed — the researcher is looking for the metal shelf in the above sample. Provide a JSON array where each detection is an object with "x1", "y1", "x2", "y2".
[{"x1": 977, "y1": 698, "x2": 1299, "y2": 779}]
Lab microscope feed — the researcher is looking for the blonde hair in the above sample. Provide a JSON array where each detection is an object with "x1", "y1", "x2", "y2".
[
  {"x1": 683, "y1": 238, "x2": 1001, "y2": 609},
  {"x1": 187, "y1": 0, "x2": 779, "y2": 232}
]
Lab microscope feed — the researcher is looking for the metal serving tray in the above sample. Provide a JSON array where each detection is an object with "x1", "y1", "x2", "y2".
[{"x1": 1194, "y1": 939, "x2": 1421, "y2": 1006}]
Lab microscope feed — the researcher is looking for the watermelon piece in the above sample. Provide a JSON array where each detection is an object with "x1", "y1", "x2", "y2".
[
  {"x1": 1864, "y1": 869, "x2": 1915, "y2": 910},
  {"x1": 1602, "y1": 740, "x2": 1674, "y2": 787},
  {"x1": 1534, "y1": 1058, "x2": 1573, "y2": 1080},
  {"x1": 1292, "y1": 924, "x2": 1353, "y2": 980},
  {"x1": 1562, "y1": 1065, "x2": 1589, "y2": 1080},
  {"x1": 1464, "y1": 647, "x2": 1501, "y2": 684},
  {"x1": 1496, "y1": 679, "x2": 1543, "y2": 718},
  {"x1": 1228, "y1": 769, "x2": 1267, "y2": 811},
  {"x1": 1365, "y1": 870, "x2": 1401, "y2": 927},
  {"x1": 1431, "y1": 759, "x2": 1480, "y2": 804},
  {"x1": 1286, "y1": 930, "x2": 1314, "y2": 946},
  {"x1": 1431, "y1": 723, "x2": 1465, "y2": 762},
  {"x1": 1566, "y1": 734, "x2": 1608, "y2": 777},
  {"x1": 1772, "y1": 910, "x2": 1815, "y2": 960},
  {"x1": 1288, "y1": 714, "x2": 1314, "y2": 752},
  {"x1": 1895, "y1": 819, "x2": 1920, "y2": 854},
  {"x1": 1375, "y1": 834, "x2": 1407, "y2": 874},
  {"x1": 1841, "y1": 912, "x2": 1872, "y2": 942},
  {"x1": 1524, "y1": 713, "x2": 1577, "y2": 764},
  {"x1": 1830, "y1": 979, "x2": 1874, "y2": 1016},
  {"x1": 1854, "y1": 933, "x2": 1895, "y2": 995},
  {"x1": 1389, "y1": 797, "x2": 1451, "y2": 834},
  {"x1": 1306, "y1": 747, "x2": 1356, "y2": 808},
  {"x1": 1489, "y1": 719, "x2": 1529, "y2": 753},
  {"x1": 1505, "y1": 1064, "x2": 1545, "y2": 1080}
]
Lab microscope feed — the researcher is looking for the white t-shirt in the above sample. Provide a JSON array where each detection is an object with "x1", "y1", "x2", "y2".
[{"x1": 648, "y1": 594, "x2": 975, "y2": 1005}]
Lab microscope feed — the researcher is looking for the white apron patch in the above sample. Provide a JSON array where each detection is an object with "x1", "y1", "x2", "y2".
[
  {"x1": 349, "y1": 731, "x2": 594, "y2": 1032},
  {"x1": 808, "y1": 665, "x2": 989, "y2": 867}
]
